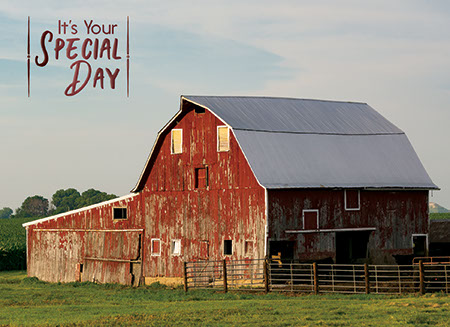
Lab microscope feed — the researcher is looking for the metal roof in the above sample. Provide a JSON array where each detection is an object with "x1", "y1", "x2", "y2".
[
  {"x1": 183, "y1": 96, "x2": 438, "y2": 190},
  {"x1": 184, "y1": 96, "x2": 403, "y2": 135}
]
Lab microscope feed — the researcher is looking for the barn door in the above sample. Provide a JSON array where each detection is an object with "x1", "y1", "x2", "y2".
[
  {"x1": 412, "y1": 235, "x2": 428, "y2": 257},
  {"x1": 336, "y1": 231, "x2": 370, "y2": 264}
]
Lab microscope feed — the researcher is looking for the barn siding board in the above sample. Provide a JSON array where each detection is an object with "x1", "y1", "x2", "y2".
[{"x1": 268, "y1": 189, "x2": 429, "y2": 263}]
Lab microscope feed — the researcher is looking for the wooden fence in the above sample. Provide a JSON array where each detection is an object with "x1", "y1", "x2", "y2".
[{"x1": 184, "y1": 259, "x2": 450, "y2": 295}]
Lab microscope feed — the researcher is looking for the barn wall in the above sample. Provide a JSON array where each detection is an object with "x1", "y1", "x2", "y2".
[
  {"x1": 268, "y1": 189, "x2": 429, "y2": 264},
  {"x1": 142, "y1": 106, "x2": 266, "y2": 277},
  {"x1": 26, "y1": 194, "x2": 144, "y2": 284}
]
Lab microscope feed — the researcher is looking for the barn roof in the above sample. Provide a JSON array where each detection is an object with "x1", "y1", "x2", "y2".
[{"x1": 132, "y1": 96, "x2": 437, "y2": 191}]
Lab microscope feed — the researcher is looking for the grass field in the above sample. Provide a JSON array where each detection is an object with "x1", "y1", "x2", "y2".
[
  {"x1": 0, "y1": 271, "x2": 449, "y2": 326},
  {"x1": 430, "y1": 212, "x2": 450, "y2": 220}
]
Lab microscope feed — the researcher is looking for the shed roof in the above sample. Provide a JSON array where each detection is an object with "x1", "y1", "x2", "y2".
[{"x1": 132, "y1": 96, "x2": 437, "y2": 191}]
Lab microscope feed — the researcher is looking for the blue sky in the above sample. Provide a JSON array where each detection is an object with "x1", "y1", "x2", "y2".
[{"x1": 1, "y1": 0, "x2": 450, "y2": 210}]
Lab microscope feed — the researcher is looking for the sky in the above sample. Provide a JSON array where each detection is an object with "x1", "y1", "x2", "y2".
[{"x1": 1, "y1": 0, "x2": 449, "y2": 211}]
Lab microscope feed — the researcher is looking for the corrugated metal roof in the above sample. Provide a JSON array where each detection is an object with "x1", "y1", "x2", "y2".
[
  {"x1": 233, "y1": 130, "x2": 437, "y2": 189},
  {"x1": 182, "y1": 96, "x2": 437, "y2": 190},
  {"x1": 184, "y1": 96, "x2": 403, "y2": 135}
]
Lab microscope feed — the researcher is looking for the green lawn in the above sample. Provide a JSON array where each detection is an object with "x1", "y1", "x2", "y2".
[{"x1": 0, "y1": 271, "x2": 449, "y2": 326}]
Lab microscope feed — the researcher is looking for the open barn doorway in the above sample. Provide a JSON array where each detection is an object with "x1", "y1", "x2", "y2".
[
  {"x1": 269, "y1": 240, "x2": 295, "y2": 260},
  {"x1": 335, "y1": 231, "x2": 370, "y2": 263}
]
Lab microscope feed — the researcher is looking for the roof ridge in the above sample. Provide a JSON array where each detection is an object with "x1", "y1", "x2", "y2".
[
  {"x1": 233, "y1": 128, "x2": 405, "y2": 136},
  {"x1": 183, "y1": 95, "x2": 367, "y2": 105}
]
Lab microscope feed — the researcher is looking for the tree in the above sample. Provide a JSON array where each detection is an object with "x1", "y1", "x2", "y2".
[
  {"x1": 76, "y1": 189, "x2": 117, "y2": 208},
  {"x1": 0, "y1": 207, "x2": 13, "y2": 219},
  {"x1": 15, "y1": 196, "x2": 49, "y2": 218},
  {"x1": 51, "y1": 188, "x2": 81, "y2": 215}
]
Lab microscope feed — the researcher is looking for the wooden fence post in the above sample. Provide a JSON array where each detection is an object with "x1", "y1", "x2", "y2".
[
  {"x1": 183, "y1": 261, "x2": 188, "y2": 292},
  {"x1": 223, "y1": 259, "x2": 228, "y2": 293},
  {"x1": 364, "y1": 263, "x2": 370, "y2": 294},
  {"x1": 419, "y1": 260, "x2": 425, "y2": 295},
  {"x1": 313, "y1": 262, "x2": 319, "y2": 294},
  {"x1": 264, "y1": 259, "x2": 270, "y2": 293}
]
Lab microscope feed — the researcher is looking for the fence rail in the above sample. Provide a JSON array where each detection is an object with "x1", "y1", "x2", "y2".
[{"x1": 184, "y1": 259, "x2": 450, "y2": 295}]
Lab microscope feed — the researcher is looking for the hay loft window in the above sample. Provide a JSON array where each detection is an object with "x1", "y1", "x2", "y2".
[
  {"x1": 151, "y1": 238, "x2": 161, "y2": 256},
  {"x1": 171, "y1": 129, "x2": 182, "y2": 154},
  {"x1": 345, "y1": 190, "x2": 360, "y2": 211},
  {"x1": 303, "y1": 209, "x2": 319, "y2": 230},
  {"x1": 224, "y1": 240, "x2": 233, "y2": 255},
  {"x1": 195, "y1": 167, "x2": 208, "y2": 189},
  {"x1": 113, "y1": 207, "x2": 127, "y2": 220},
  {"x1": 217, "y1": 126, "x2": 230, "y2": 152},
  {"x1": 171, "y1": 239, "x2": 181, "y2": 256}
]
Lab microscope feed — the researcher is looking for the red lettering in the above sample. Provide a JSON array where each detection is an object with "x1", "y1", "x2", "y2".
[
  {"x1": 93, "y1": 68, "x2": 104, "y2": 89},
  {"x1": 99, "y1": 39, "x2": 111, "y2": 59},
  {"x1": 64, "y1": 60, "x2": 92, "y2": 96},
  {"x1": 66, "y1": 38, "x2": 80, "y2": 60},
  {"x1": 54, "y1": 38, "x2": 65, "y2": 60},
  {"x1": 105, "y1": 68, "x2": 120, "y2": 89},
  {"x1": 81, "y1": 38, "x2": 93, "y2": 60},
  {"x1": 112, "y1": 38, "x2": 121, "y2": 60},
  {"x1": 35, "y1": 30, "x2": 53, "y2": 67}
]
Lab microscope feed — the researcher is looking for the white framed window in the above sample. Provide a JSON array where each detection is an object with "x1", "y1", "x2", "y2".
[
  {"x1": 151, "y1": 238, "x2": 161, "y2": 256},
  {"x1": 217, "y1": 126, "x2": 230, "y2": 152},
  {"x1": 113, "y1": 207, "x2": 127, "y2": 220},
  {"x1": 302, "y1": 209, "x2": 319, "y2": 230},
  {"x1": 171, "y1": 129, "x2": 182, "y2": 154},
  {"x1": 171, "y1": 239, "x2": 181, "y2": 256},
  {"x1": 344, "y1": 190, "x2": 360, "y2": 211}
]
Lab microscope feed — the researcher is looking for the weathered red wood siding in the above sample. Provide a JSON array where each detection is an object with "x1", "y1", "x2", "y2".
[
  {"x1": 268, "y1": 189, "x2": 429, "y2": 263},
  {"x1": 141, "y1": 105, "x2": 266, "y2": 277},
  {"x1": 26, "y1": 194, "x2": 144, "y2": 284}
]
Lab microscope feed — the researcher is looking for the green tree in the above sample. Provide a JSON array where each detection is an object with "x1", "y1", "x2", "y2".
[
  {"x1": 51, "y1": 188, "x2": 81, "y2": 215},
  {"x1": 15, "y1": 196, "x2": 49, "y2": 218},
  {"x1": 76, "y1": 189, "x2": 117, "y2": 208},
  {"x1": 0, "y1": 207, "x2": 13, "y2": 219}
]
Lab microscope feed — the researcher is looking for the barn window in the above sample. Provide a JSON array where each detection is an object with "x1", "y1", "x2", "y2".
[
  {"x1": 151, "y1": 238, "x2": 161, "y2": 256},
  {"x1": 223, "y1": 240, "x2": 233, "y2": 255},
  {"x1": 171, "y1": 239, "x2": 181, "y2": 256},
  {"x1": 345, "y1": 190, "x2": 360, "y2": 211},
  {"x1": 217, "y1": 126, "x2": 230, "y2": 152},
  {"x1": 303, "y1": 209, "x2": 319, "y2": 230},
  {"x1": 113, "y1": 207, "x2": 127, "y2": 220},
  {"x1": 195, "y1": 167, "x2": 208, "y2": 189},
  {"x1": 171, "y1": 129, "x2": 182, "y2": 154}
]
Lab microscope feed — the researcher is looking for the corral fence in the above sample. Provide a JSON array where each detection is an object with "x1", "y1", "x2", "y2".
[{"x1": 183, "y1": 259, "x2": 450, "y2": 295}]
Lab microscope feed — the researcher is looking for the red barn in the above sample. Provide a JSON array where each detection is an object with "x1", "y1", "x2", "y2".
[{"x1": 23, "y1": 96, "x2": 437, "y2": 284}]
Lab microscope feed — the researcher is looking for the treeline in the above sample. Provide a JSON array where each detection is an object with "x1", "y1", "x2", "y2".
[
  {"x1": 0, "y1": 188, "x2": 117, "y2": 271},
  {"x1": 0, "y1": 188, "x2": 117, "y2": 220}
]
